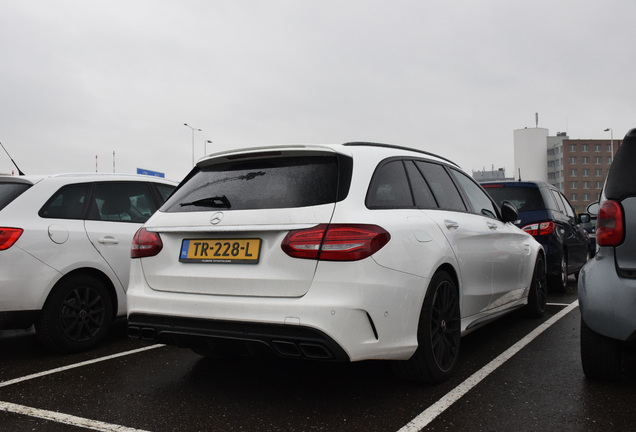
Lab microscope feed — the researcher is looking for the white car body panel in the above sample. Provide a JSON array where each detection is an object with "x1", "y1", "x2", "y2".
[{"x1": 0, "y1": 173, "x2": 176, "y2": 321}]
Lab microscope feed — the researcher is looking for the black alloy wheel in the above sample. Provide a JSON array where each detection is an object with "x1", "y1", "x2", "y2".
[
  {"x1": 36, "y1": 274, "x2": 113, "y2": 353},
  {"x1": 525, "y1": 253, "x2": 547, "y2": 317},
  {"x1": 392, "y1": 270, "x2": 460, "y2": 383}
]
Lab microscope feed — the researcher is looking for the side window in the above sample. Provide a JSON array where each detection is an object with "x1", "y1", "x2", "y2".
[
  {"x1": 550, "y1": 190, "x2": 567, "y2": 214},
  {"x1": 366, "y1": 160, "x2": 415, "y2": 209},
  {"x1": 87, "y1": 182, "x2": 157, "y2": 223},
  {"x1": 541, "y1": 188, "x2": 560, "y2": 211},
  {"x1": 449, "y1": 169, "x2": 498, "y2": 219},
  {"x1": 156, "y1": 184, "x2": 176, "y2": 202},
  {"x1": 414, "y1": 161, "x2": 466, "y2": 212},
  {"x1": 39, "y1": 183, "x2": 90, "y2": 220},
  {"x1": 404, "y1": 161, "x2": 438, "y2": 209},
  {"x1": 558, "y1": 192, "x2": 576, "y2": 218}
]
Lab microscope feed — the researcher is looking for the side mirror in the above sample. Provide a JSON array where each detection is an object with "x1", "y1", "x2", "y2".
[
  {"x1": 500, "y1": 201, "x2": 519, "y2": 223},
  {"x1": 586, "y1": 202, "x2": 600, "y2": 217},
  {"x1": 579, "y1": 213, "x2": 591, "y2": 224}
]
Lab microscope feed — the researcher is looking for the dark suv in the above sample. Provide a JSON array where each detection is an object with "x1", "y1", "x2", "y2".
[
  {"x1": 482, "y1": 181, "x2": 590, "y2": 291},
  {"x1": 580, "y1": 128, "x2": 636, "y2": 380}
]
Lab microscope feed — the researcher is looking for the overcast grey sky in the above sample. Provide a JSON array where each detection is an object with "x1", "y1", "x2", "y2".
[{"x1": 1, "y1": 1, "x2": 634, "y2": 181}]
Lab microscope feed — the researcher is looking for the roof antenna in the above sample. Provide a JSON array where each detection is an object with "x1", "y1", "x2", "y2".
[
  {"x1": 0, "y1": 141, "x2": 25, "y2": 175},
  {"x1": 535, "y1": 112, "x2": 539, "y2": 128},
  {"x1": 518, "y1": 168, "x2": 522, "y2": 181}
]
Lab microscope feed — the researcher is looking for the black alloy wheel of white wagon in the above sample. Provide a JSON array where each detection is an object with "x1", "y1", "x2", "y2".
[
  {"x1": 36, "y1": 274, "x2": 113, "y2": 353},
  {"x1": 524, "y1": 253, "x2": 548, "y2": 318},
  {"x1": 393, "y1": 270, "x2": 460, "y2": 383}
]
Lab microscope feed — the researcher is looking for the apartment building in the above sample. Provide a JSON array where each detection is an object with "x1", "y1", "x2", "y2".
[
  {"x1": 561, "y1": 139, "x2": 620, "y2": 213},
  {"x1": 513, "y1": 127, "x2": 620, "y2": 214}
]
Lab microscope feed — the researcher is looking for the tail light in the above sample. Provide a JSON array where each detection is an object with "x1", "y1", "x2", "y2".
[
  {"x1": 131, "y1": 228, "x2": 163, "y2": 258},
  {"x1": 282, "y1": 224, "x2": 390, "y2": 261},
  {"x1": 597, "y1": 200, "x2": 624, "y2": 246},
  {"x1": 522, "y1": 221, "x2": 555, "y2": 236},
  {"x1": 0, "y1": 227, "x2": 23, "y2": 250}
]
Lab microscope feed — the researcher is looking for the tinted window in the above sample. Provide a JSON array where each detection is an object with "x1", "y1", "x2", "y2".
[
  {"x1": 87, "y1": 182, "x2": 158, "y2": 223},
  {"x1": 484, "y1": 186, "x2": 544, "y2": 212},
  {"x1": 163, "y1": 155, "x2": 344, "y2": 212},
  {"x1": 550, "y1": 190, "x2": 567, "y2": 214},
  {"x1": 39, "y1": 184, "x2": 91, "y2": 219},
  {"x1": 156, "y1": 184, "x2": 175, "y2": 202},
  {"x1": 404, "y1": 161, "x2": 438, "y2": 209},
  {"x1": 557, "y1": 192, "x2": 576, "y2": 218},
  {"x1": 366, "y1": 160, "x2": 415, "y2": 209},
  {"x1": 450, "y1": 169, "x2": 498, "y2": 218},
  {"x1": 0, "y1": 182, "x2": 31, "y2": 211},
  {"x1": 414, "y1": 161, "x2": 466, "y2": 211}
]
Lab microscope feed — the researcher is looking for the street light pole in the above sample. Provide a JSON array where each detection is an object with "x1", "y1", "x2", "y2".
[
  {"x1": 604, "y1": 128, "x2": 614, "y2": 160},
  {"x1": 205, "y1": 140, "x2": 213, "y2": 155},
  {"x1": 184, "y1": 123, "x2": 202, "y2": 166}
]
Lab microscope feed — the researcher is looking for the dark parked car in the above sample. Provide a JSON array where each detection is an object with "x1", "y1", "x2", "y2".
[
  {"x1": 482, "y1": 181, "x2": 590, "y2": 291},
  {"x1": 580, "y1": 128, "x2": 636, "y2": 380}
]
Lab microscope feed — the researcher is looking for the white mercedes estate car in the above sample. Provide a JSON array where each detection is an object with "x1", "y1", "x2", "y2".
[
  {"x1": 0, "y1": 173, "x2": 176, "y2": 352},
  {"x1": 127, "y1": 143, "x2": 546, "y2": 382}
]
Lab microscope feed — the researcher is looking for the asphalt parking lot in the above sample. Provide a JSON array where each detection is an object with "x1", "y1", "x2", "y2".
[{"x1": 2, "y1": 279, "x2": 636, "y2": 432}]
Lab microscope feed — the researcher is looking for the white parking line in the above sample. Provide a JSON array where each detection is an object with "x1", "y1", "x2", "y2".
[
  {"x1": 398, "y1": 300, "x2": 579, "y2": 432},
  {"x1": 1, "y1": 303, "x2": 579, "y2": 431},
  {"x1": 0, "y1": 400, "x2": 151, "y2": 432},
  {"x1": 0, "y1": 344, "x2": 164, "y2": 388},
  {"x1": 0, "y1": 344, "x2": 164, "y2": 430}
]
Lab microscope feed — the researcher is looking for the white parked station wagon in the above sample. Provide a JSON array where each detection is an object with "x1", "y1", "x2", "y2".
[
  {"x1": 127, "y1": 143, "x2": 546, "y2": 382},
  {"x1": 0, "y1": 173, "x2": 176, "y2": 352}
]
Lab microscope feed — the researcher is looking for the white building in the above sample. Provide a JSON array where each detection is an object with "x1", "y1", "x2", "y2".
[{"x1": 513, "y1": 127, "x2": 549, "y2": 182}]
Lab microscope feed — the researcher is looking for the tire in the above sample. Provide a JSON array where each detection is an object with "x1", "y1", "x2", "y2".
[
  {"x1": 392, "y1": 270, "x2": 460, "y2": 383},
  {"x1": 524, "y1": 253, "x2": 547, "y2": 318},
  {"x1": 580, "y1": 318, "x2": 622, "y2": 380},
  {"x1": 575, "y1": 251, "x2": 591, "y2": 281},
  {"x1": 35, "y1": 274, "x2": 113, "y2": 353},
  {"x1": 549, "y1": 250, "x2": 568, "y2": 292}
]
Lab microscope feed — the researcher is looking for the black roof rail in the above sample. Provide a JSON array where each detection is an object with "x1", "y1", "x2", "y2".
[{"x1": 342, "y1": 142, "x2": 459, "y2": 168}]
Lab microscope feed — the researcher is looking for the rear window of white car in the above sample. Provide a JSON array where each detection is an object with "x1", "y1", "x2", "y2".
[
  {"x1": 0, "y1": 182, "x2": 31, "y2": 211},
  {"x1": 162, "y1": 154, "x2": 352, "y2": 212}
]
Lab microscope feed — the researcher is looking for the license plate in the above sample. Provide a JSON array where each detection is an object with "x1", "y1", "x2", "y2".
[{"x1": 179, "y1": 238, "x2": 261, "y2": 264}]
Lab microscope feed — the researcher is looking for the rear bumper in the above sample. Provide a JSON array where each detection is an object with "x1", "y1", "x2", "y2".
[
  {"x1": 127, "y1": 259, "x2": 427, "y2": 362},
  {"x1": 128, "y1": 313, "x2": 349, "y2": 361},
  {"x1": 578, "y1": 249, "x2": 636, "y2": 342}
]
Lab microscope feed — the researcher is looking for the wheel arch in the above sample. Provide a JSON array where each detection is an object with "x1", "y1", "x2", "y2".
[
  {"x1": 47, "y1": 267, "x2": 119, "y2": 319},
  {"x1": 435, "y1": 263, "x2": 460, "y2": 294}
]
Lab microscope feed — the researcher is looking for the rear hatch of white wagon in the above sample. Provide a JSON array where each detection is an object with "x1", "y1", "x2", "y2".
[{"x1": 137, "y1": 146, "x2": 353, "y2": 298}]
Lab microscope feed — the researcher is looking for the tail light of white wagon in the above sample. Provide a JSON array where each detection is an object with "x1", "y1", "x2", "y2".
[
  {"x1": 131, "y1": 228, "x2": 163, "y2": 258},
  {"x1": 281, "y1": 224, "x2": 390, "y2": 261}
]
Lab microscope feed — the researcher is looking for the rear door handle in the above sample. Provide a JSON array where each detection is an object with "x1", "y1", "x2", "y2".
[
  {"x1": 444, "y1": 220, "x2": 459, "y2": 230},
  {"x1": 98, "y1": 236, "x2": 119, "y2": 245}
]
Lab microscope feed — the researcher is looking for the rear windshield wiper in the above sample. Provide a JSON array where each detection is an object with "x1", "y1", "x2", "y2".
[{"x1": 180, "y1": 195, "x2": 231, "y2": 208}]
